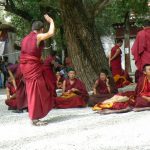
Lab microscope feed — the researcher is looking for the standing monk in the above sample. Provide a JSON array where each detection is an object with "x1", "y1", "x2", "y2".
[
  {"x1": 109, "y1": 39, "x2": 131, "y2": 88},
  {"x1": 132, "y1": 20, "x2": 150, "y2": 82},
  {"x1": 20, "y1": 14, "x2": 55, "y2": 126}
]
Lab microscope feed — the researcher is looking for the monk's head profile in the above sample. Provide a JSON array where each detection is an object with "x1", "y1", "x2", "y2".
[
  {"x1": 99, "y1": 69, "x2": 108, "y2": 81},
  {"x1": 143, "y1": 20, "x2": 150, "y2": 28},
  {"x1": 67, "y1": 68, "x2": 76, "y2": 80},
  {"x1": 116, "y1": 39, "x2": 123, "y2": 47},
  {"x1": 32, "y1": 21, "x2": 44, "y2": 33},
  {"x1": 143, "y1": 64, "x2": 150, "y2": 76}
]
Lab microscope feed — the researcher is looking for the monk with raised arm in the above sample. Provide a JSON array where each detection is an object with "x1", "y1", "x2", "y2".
[
  {"x1": 55, "y1": 69, "x2": 89, "y2": 108},
  {"x1": 20, "y1": 14, "x2": 55, "y2": 126}
]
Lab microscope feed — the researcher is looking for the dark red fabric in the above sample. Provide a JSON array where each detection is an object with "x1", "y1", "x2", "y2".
[
  {"x1": 135, "y1": 76, "x2": 150, "y2": 107},
  {"x1": 5, "y1": 82, "x2": 17, "y2": 109},
  {"x1": 20, "y1": 54, "x2": 54, "y2": 120},
  {"x1": 55, "y1": 78, "x2": 89, "y2": 108},
  {"x1": 15, "y1": 65, "x2": 28, "y2": 109},
  {"x1": 8, "y1": 64, "x2": 27, "y2": 109},
  {"x1": 112, "y1": 91, "x2": 135, "y2": 110},
  {"x1": 132, "y1": 28, "x2": 150, "y2": 72},
  {"x1": 96, "y1": 79, "x2": 109, "y2": 94},
  {"x1": 110, "y1": 45, "x2": 122, "y2": 76},
  {"x1": 43, "y1": 55, "x2": 57, "y2": 96},
  {"x1": 21, "y1": 32, "x2": 44, "y2": 59}
]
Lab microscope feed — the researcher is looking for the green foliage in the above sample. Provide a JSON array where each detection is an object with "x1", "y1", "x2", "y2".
[{"x1": 95, "y1": 0, "x2": 149, "y2": 35}]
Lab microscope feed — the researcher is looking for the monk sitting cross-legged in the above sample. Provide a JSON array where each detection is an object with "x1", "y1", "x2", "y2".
[
  {"x1": 54, "y1": 69, "x2": 89, "y2": 109},
  {"x1": 5, "y1": 76, "x2": 17, "y2": 110},
  {"x1": 88, "y1": 69, "x2": 117, "y2": 107},
  {"x1": 133, "y1": 64, "x2": 150, "y2": 112}
]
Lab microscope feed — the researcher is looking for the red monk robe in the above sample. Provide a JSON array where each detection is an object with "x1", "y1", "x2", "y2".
[
  {"x1": 88, "y1": 78, "x2": 117, "y2": 107},
  {"x1": 20, "y1": 31, "x2": 54, "y2": 120},
  {"x1": 132, "y1": 28, "x2": 150, "y2": 74},
  {"x1": 8, "y1": 64, "x2": 27, "y2": 110},
  {"x1": 135, "y1": 76, "x2": 150, "y2": 108},
  {"x1": 43, "y1": 55, "x2": 57, "y2": 96},
  {"x1": 5, "y1": 82, "x2": 17, "y2": 109},
  {"x1": 110, "y1": 43, "x2": 131, "y2": 88},
  {"x1": 93, "y1": 91, "x2": 135, "y2": 111},
  {"x1": 55, "y1": 78, "x2": 89, "y2": 108}
]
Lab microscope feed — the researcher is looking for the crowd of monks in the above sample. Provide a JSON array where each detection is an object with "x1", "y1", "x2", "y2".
[{"x1": 4, "y1": 15, "x2": 150, "y2": 126}]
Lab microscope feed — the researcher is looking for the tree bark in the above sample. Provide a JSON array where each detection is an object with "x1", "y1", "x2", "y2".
[
  {"x1": 60, "y1": 0, "x2": 110, "y2": 90},
  {"x1": 124, "y1": 12, "x2": 131, "y2": 73}
]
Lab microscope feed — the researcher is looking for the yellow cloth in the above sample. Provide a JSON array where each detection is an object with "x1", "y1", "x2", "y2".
[
  {"x1": 92, "y1": 95, "x2": 129, "y2": 111},
  {"x1": 60, "y1": 92, "x2": 77, "y2": 99}
]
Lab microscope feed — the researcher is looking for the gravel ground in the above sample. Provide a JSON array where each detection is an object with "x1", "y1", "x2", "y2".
[{"x1": 0, "y1": 89, "x2": 150, "y2": 150}]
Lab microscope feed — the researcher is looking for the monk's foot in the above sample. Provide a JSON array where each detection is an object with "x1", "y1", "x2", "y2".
[
  {"x1": 8, "y1": 107, "x2": 16, "y2": 110},
  {"x1": 133, "y1": 107, "x2": 150, "y2": 112},
  {"x1": 32, "y1": 120, "x2": 48, "y2": 126},
  {"x1": 12, "y1": 109, "x2": 23, "y2": 113}
]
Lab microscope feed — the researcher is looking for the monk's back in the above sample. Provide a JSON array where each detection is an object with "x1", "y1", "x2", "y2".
[{"x1": 21, "y1": 32, "x2": 44, "y2": 58}]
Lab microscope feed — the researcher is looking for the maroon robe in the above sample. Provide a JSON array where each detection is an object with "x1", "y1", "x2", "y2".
[
  {"x1": 20, "y1": 32, "x2": 54, "y2": 120},
  {"x1": 43, "y1": 55, "x2": 57, "y2": 96},
  {"x1": 8, "y1": 64, "x2": 27, "y2": 110},
  {"x1": 55, "y1": 78, "x2": 89, "y2": 109},
  {"x1": 88, "y1": 78, "x2": 116, "y2": 107},
  {"x1": 5, "y1": 82, "x2": 17, "y2": 109},
  {"x1": 110, "y1": 45, "x2": 131, "y2": 88},
  {"x1": 135, "y1": 76, "x2": 150, "y2": 108},
  {"x1": 132, "y1": 28, "x2": 150, "y2": 72},
  {"x1": 110, "y1": 45, "x2": 122, "y2": 76}
]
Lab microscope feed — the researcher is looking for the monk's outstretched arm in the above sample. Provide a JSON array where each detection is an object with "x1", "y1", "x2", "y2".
[
  {"x1": 142, "y1": 96, "x2": 150, "y2": 102},
  {"x1": 37, "y1": 14, "x2": 55, "y2": 43},
  {"x1": 106, "y1": 78, "x2": 111, "y2": 93},
  {"x1": 93, "y1": 80, "x2": 99, "y2": 95},
  {"x1": 8, "y1": 70, "x2": 17, "y2": 90},
  {"x1": 62, "y1": 80, "x2": 66, "y2": 93},
  {"x1": 110, "y1": 48, "x2": 120, "y2": 61},
  {"x1": 6, "y1": 88, "x2": 10, "y2": 100}
]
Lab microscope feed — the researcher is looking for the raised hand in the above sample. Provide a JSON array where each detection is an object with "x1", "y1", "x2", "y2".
[{"x1": 44, "y1": 14, "x2": 53, "y2": 23}]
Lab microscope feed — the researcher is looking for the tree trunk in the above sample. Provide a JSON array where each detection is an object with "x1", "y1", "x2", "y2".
[
  {"x1": 124, "y1": 12, "x2": 131, "y2": 73},
  {"x1": 60, "y1": 0, "x2": 109, "y2": 90}
]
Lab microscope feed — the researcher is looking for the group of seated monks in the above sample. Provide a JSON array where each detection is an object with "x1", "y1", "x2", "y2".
[{"x1": 4, "y1": 63, "x2": 150, "y2": 115}]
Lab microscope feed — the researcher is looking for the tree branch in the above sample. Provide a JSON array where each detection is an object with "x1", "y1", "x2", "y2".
[
  {"x1": 1, "y1": 0, "x2": 33, "y2": 21},
  {"x1": 92, "y1": 0, "x2": 111, "y2": 17}
]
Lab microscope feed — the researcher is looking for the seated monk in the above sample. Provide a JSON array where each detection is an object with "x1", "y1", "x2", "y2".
[
  {"x1": 56, "y1": 71, "x2": 64, "y2": 89},
  {"x1": 134, "y1": 64, "x2": 150, "y2": 112},
  {"x1": 55, "y1": 69, "x2": 89, "y2": 108},
  {"x1": 5, "y1": 76, "x2": 17, "y2": 110},
  {"x1": 88, "y1": 69, "x2": 117, "y2": 107}
]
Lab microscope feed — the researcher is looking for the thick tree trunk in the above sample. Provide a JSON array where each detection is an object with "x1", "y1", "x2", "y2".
[{"x1": 60, "y1": 0, "x2": 109, "y2": 90}]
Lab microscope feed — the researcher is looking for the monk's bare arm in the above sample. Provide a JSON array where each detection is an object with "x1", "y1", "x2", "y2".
[
  {"x1": 93, "y1": 80, "x2": 99, "y2": 95},
  {"x1": 6, "y1": 88, "x2": 10, "y2": 99},
  {"x1": 62, "y1": 80, "x2": 66, "y2": 93},
  {"x1": 142, "y1": 96, "x2": 150, "y2": 102},
  {"x1": 106, "y1": 78, "x2": 111, "y2": 93},
  {"x1": 110, "y1": 49, "x2": 120, "y2": 61},
  {"x1": 10, "y1": 93, "x2": 16, "y2": 99},
  {"x1": 8, "y1": 70, "x2": 17, "y2": 90},
  {"x1": 37, "y1": 14, "x2": 55, "y2": 43}
]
